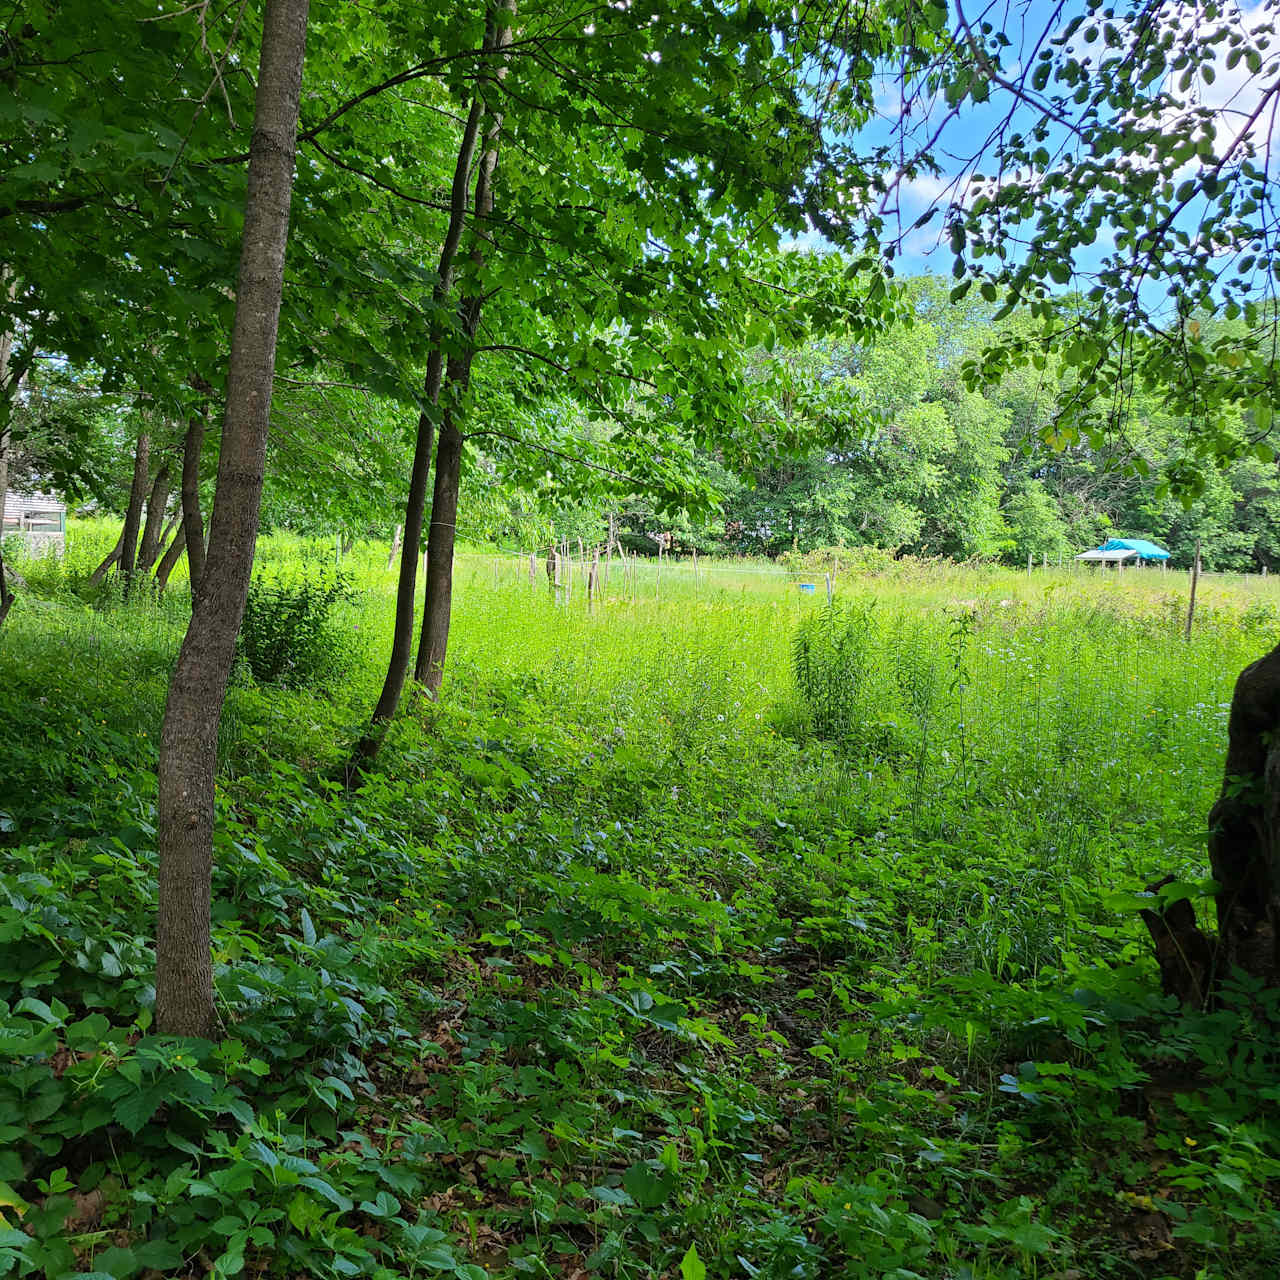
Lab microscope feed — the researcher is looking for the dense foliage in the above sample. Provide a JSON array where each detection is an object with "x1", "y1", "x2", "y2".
[
  {"x1": 2, "y1": 537, "x2": 1278, "y2": 1277},
  {"x1": 6, "y1": 0, "x2": 1280, "y2": 1276},
  {"x1": 29, "y1": 275, "x2": 1280, "y2": 574}
]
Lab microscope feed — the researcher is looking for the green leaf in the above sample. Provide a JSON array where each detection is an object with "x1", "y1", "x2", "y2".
[
  {"x1": 415, "y1": 1246, "x2": 458, "y2": 1269},
  {"x1": 113, "y1": 1084, "x2": 167, "y2": 1135},
  {"x1": 299, "y1": 1177, "x2": 353, "y2": 1212},
  {"x1": 623, "y1": 1162, "x2": 676, "y2": 1210},
  {"x1": 680, "y1": 1243, "x2": 707, "y2": 1280}
]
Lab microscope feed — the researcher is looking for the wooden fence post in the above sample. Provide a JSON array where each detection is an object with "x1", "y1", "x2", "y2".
[{"x1": 1185, "y1": 539, "x2": 1201, "y2": 642}]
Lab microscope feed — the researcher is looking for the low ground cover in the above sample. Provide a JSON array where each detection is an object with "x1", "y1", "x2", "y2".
[{"x1": 1, "y1": 529, "x2": 1278, "y2": 1278}]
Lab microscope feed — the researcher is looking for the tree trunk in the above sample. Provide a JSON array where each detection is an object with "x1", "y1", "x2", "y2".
[
  {"x1": 181, "y1": 408, "x2": 208, "y2": 598},
  {"x1": 1143, "y1": 642, "x2": 1280, "y2": 1004},
  {"x1": 119, "y1": 429, "x2": 151, "y2": 588},
  {"x1": 137, "y1": 463, "x2": 172, "y2": 575},
  {"x1": 0, "y1": 302, "x2": 12, "y2": 629},
  {"x1": 154, "y1": 519, "x2": 187, "y2": 592},
  {"x1": 413, "y1": 0, "x2": 514, "y2": 697},
  {"x1": 0, "y1": 554, "x2": 11, "y2": 628},
  {"x1": 386, "y1": 523, "x2": 402, "y2": 570},
  {"x1": 90, "y1": 532, "x2": 124, "y2": 585},
  {"x1": 1206, "y1": 647, "x2": 1280, "y2": 981},
  {"x1": 154, "y1": 0, "x2": 309, "y2": 1039},
  {"x1": 415, "y1": 404, "x2": 464, "y2": 692},
  {"x1": 351, "y1": 11, "x2": 503, "y2": 768}
]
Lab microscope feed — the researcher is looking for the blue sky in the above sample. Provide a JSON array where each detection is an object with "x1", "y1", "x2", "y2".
[{"x1": 790, "y1": 0, "x2": 1280, "y2": 292}]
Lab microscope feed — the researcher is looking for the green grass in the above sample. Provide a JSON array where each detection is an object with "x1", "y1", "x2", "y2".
[{"x1": 1, "y1": 524, "x2": 1278, "y2": 1279}]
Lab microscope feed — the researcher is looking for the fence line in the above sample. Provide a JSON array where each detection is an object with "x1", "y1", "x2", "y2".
[{"x1": 455, "y1": 550, "x2": 800, "y2": 578}]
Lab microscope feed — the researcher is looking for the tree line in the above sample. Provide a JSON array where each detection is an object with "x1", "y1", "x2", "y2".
[{"x1": 17, "y1": 273, "x2": 1280, "y2": 577}]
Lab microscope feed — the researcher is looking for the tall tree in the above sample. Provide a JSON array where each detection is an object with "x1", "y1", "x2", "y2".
[
  {"x1": 415, "y1": 0, "x2": 515, "y2": 694},
  {"x1": 117, "y1": 427, "x2": 151, "y2": 587},
  {"x1": 181, "y1": 407, "x2": 208, "y2": 598},
  {"x1": 136, "y1": 459, "x2": 172, "y2": 575},
  {"x1": 353, "y1": 9, "x2": 505, "y2": 763},
  {"x1": 154, "y1": 0, "x2": 310, "y2": 1038},
  {"x1": 0, "y1": 288, "x2": 14, "y2": 628}
]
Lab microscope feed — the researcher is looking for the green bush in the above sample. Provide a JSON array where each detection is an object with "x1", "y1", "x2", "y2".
[
  {"x1": 238, "y1": 567, "x2": 355, "y2": 687},
  {"x1": 792, "y1": 600, "x2": 881, "y2": 743},
  {"x1": 778, "y1": 544, "x2": 897, "y2": 575}
]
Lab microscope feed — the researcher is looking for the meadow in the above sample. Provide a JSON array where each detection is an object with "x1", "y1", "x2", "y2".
[{"x1": 1, "y1": 522, "x2": 1278, "y2": 1280}]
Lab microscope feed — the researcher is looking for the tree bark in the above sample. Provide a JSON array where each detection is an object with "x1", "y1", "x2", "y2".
[
  {"x1": 181, "y1": 408, "x2": 208, "y2": 598},
  {"x1": 1143, "y1": 642, "x2": 1280, "y2": 1004},
  {"x1": 0, "y1": 299, "x2": 12, "y2": 629},
  {"x1": 137, "y1": 462, "x2": 172, "y2": 575},
  {"x1": 351, "y1": 11, "x2": 503, "y2": 768},
  {"x1": 415, "y1": 401, "x2": 465, "y2": 691},
  {"x1": 1206, "y1": 646, "x2": 1280, "y2": 982},
  {"x1": 90, "y1": 531, "x2": 124, "y2": 585},
  {"x1": 154, "y1": 518, "x2": 187, "y2": 591},
  {"x1": 414, "y1": 0, "x2": 514, "y2": 695},
  {"x1": 119, "y1": 428, "x2": 151, "y2": 587},
  {"x1": 154, "y1": 0, "x2": 309, "y2": 1038}
]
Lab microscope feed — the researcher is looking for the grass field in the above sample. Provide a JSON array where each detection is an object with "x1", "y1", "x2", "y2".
[{"x1": 1, "y1": 522, "x2": 1278, "y2": 1279}]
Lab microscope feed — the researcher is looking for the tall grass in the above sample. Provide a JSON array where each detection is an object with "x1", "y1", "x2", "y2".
[{"x1": 5, "y1": 520, "x2": 1279, "y2": 1276}]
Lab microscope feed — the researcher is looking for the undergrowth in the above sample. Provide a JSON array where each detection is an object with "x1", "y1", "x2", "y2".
[{"x1": 1, "y1": 541, "x2": 1278, "y2": 1279}]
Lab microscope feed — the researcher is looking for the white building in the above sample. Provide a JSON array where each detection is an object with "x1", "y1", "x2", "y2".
[{"x1": 3, "y1": 491, "x2": 66, "y2": 555}]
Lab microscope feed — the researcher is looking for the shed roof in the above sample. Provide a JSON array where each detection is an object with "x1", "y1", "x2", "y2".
[{"x1": 4, "y1": 490, "x2": 65, "y2": 514}]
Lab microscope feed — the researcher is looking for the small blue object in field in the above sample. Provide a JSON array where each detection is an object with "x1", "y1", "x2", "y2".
[{"x1": 798, "y1": 582, "x2": 816, "y2": 592}]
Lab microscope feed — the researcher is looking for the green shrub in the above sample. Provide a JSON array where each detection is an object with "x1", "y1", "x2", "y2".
[
  {"x1": 792, "y1": 600, "x2": 881, "y2": 743},
  {"x1": 238, "y1": 566, "x2": 355, "y2": 687},
  {"x1": 778, "y1": 544, "x2": 897, "y2": 575}
]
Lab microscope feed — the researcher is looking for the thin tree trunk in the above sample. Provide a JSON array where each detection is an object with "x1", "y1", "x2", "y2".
[
  {"x1": 0, "y1": 299, "x2": 12, "y2": 628},
  {"x1": 416, "y1": 401, "x2": 465, "y2": 691},
  {"x1": 154, "y1": 518, "x2": 187, "y2": 591},
  {"x1": 137, "y1": 463, "x2": 172, "y2": 574},
  {"x1": 181, "y1": 408, "x2": 208, "y2": 598},
  {"x1": 90, "y1": 531, "x2": 125, "y2": 585},
  {"x1": 119, "y1": 429, "x2": 151, "y2": 588},
  {"x1": 386, "y1": 523, "x2": 402, "y2": 570},
  {"x1": 414, "y1": 0, "x2": 515, "y2": 696},
  {"x1": 154, "y1": 0, "x2": 309, "y2": 1038},
  {"x1": 0, "y1": 270, "x2": 19, "y2": 539},
  {"x1": 352, "y1": 12, "x2": 502, "y2": 768}
]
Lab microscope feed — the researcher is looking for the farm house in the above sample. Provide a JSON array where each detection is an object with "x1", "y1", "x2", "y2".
[{"x1": 2, "y1": 491, "x2": 66, "y2": 555}]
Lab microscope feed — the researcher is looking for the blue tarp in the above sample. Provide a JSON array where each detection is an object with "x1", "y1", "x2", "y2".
[{"x1": 1099, "y1": 538, "x2": 1171, "y2": 560}]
